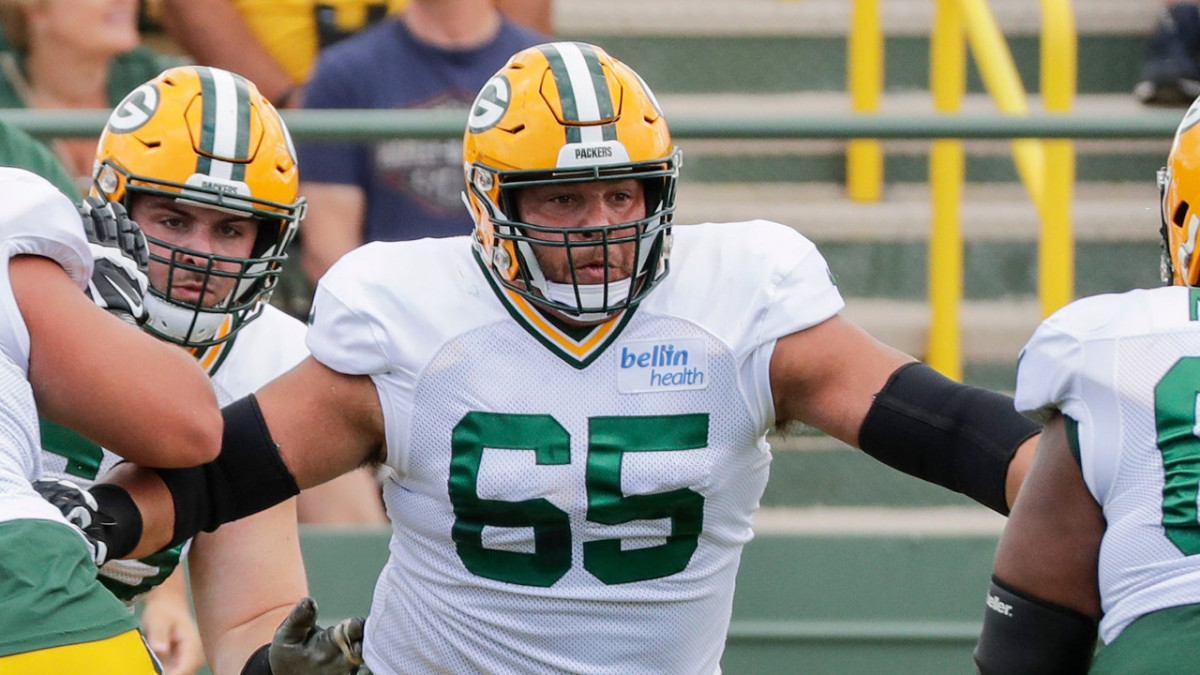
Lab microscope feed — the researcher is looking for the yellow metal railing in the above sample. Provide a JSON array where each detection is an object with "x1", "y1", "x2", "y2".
[
  {"x1": 847, "y1": 0, "x2": 884, "y2": 202},
  {"x1": 1039, "y1": 0, "x2": 1078, "y2": 317},
  {"x1": 928, "y1": 0, "x2": 966, "y2": 380},
  {"x1": 848, "y1": 0, "x2": 1077, "y2": 379}
]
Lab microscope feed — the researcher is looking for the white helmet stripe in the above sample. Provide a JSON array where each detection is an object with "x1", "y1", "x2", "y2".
[
  {"x1": 546, "y1": 42, "x2": 608, "y2": 145},
  {"x1": 206, "y1": 68, "x2": 240, "y2": 181}
]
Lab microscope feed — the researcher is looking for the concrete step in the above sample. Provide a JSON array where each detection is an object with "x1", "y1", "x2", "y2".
[
  {"x1": 842, "y1": 297, "x2": 1039, "y2": 364},
  {"x1": 659, "y1": 90, "x2": 1153, "y2": 116},
  {"x1": 752, "y1": 506, "x2": 1003, "y2": 536},
  {"x1": 557, "y1": 0, "x2": 1160, "y2": 37},
  {"x1": 674, "y1": 181, "x2": 1164, "y2": 301},
  {"x1": 563, "y1": 28, "x2": 1153, "y2": 95},
  {"x1": 658, "y1": 92, "x2": 1171, "y2": 184},
  {"x1": 675, "y1": 181, "x2": 1158, "y2": 242}
]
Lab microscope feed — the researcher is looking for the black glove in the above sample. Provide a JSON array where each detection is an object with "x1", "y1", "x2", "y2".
[
  {"x1": 33, "y1": 478, "x2": 114, "y2": 565},
  {"x1": 79, "y1": 196, "x2": 150, "y2": 326},
  {"x1": 242, "y1": 597, "x2": 368, "y2": 675}
]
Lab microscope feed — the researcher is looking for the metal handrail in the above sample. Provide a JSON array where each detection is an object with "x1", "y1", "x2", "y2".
[{"x1": 0, "y1": 108, "x2": 1181, "y2": 140}]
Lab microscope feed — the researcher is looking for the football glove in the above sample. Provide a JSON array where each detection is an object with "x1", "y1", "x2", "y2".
[
  {"x1": 32, "y1": 478, "x2": 113, "y2": 566},
  {"x1": 241, "y1": 597, "x2": 368, "y2": 675},
  {"x1": 80, "y1": 196, "x2": 150, "y2": 326}
]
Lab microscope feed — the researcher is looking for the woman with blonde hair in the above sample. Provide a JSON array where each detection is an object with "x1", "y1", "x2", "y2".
[{"x1": 0, "y1": 0, "x2": 178, "y2": 192}]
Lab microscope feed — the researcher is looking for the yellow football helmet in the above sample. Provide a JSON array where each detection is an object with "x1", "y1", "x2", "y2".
[
  {"x1": 92, "y1": 65, "x2": 305, "y2": 346},
  {"x1": 462, "y1": 41, "x2": 680, "y2": 322},
  {"x1": 1161, "y1": 98, "x2": 1200, "y2": 286}
]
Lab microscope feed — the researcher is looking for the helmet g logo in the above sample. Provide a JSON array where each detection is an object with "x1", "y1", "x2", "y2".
[
  {"x1": 467, "y1": 75, "x2": 510, "y2": 133},
  {"x1": 108, "y1": 84, "x2": 160, "y2": 134}
]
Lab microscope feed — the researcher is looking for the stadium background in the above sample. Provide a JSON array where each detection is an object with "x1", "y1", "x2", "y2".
[{"x1": 131, "y1": 0, "x2": 1164, "y2": 672}]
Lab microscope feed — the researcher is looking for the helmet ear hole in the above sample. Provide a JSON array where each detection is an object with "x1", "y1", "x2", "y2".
[{"x1": 1175, "y1": 200, "x2": 1190, "y2": 227}]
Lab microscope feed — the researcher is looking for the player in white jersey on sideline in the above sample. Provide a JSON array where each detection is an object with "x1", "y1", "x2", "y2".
[
  {"x1": 973, "y1": 97, "x2": 1200, "y2": 674},
  {"x1": 35, "y1": 65, "x2": 374, "y2": 675},
  {"x1": 0, "y1": 168, "x2": 221, "y2": 672},
  {"x1": 46, "y1": 43, "x2": 1045, "y2": 674}
]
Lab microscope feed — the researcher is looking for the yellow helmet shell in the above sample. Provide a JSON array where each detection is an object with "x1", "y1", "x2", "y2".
[{"x1": 93, "y1": 65, "x2": 301, "y2": 222}]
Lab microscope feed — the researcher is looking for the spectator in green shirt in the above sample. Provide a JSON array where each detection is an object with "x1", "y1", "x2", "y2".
[{"x1": 0, "y1": 114, "x2": 78, "y2": 198}]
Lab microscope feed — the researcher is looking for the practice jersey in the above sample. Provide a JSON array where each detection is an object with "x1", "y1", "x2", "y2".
[
  {"x1": 0, "y1": 168, "x2": 90, "y2": 528},
  {"x1": 40, "y1": 303, "x2": 308, "y2": 602},
  {"x1": 1015, "y1": 285, "x2": 1200, "y2": 644},
  {"x1": 308, "y1": 220, "x2": 844, "y2": 674}
]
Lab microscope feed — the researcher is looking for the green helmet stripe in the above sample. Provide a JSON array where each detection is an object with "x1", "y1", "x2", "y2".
[
  {"x1": 577, "y1": 43, "x2": 617, "y2": 142},
  {"x1": 194, "y1": 67, "x2": 251, "y2": 181},
  {"x1": 229, "y1": 73, "x2": 251, "y2": 182},
  {"x1": 576, "y1": 43, "x2": 614, "y2": 120},
  {"x1": 539, "y1": 44, "x2": 580, "y2": 144},
  {"x1": 195, "y1": 68, "x2": 216, "y2": 176},
  {"x1": 540, "y1": 42, "x2": 618, "y2": 146}
]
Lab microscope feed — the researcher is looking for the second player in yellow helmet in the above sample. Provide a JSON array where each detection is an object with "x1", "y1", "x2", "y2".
[{"x1": 93, "y1": 65, "x2": 306, "y2": 346}]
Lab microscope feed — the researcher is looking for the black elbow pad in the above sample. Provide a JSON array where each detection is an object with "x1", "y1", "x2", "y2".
[
  {"x1": 975, "y1": 576, "x2": 1097, "y2": 674},
  {"x1": 858, "y1": 362, "x2": 1040, "y2": 514},
  {"x1": 157, "y1": 394, "x2": 299, "y2": 547}
]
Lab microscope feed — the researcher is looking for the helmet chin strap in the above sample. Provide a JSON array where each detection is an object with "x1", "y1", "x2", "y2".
[
  {"x1": 543, "y1": 277, "x2": 633, "y2": 322},
  {"x1": 144, "y1": 295, "x2": 230, "y2": 345}
]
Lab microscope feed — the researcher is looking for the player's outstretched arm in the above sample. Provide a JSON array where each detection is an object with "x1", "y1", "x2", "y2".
[
  {"x1": 770, "y1": 315, "x2": 1039, "y2": 514},
  {"x1": 63, "y1": 355, "x2": 386, "y2": 562},
  {"x1": 14, "y1": 255, "x2": 221, "y2": 467},
  {"x1": 974, "y1": 413, "x2": 1101, "y2": 673}
]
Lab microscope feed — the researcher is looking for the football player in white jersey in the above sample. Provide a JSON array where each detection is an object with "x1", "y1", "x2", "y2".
[
  {"x1": 974, "y1": 98, "x2": 1200, "y2": 674},
  {"x1": 55, "y1": 43, "x2": 1043, "y2": 674},
  {"x1": 0, "y1": 168, "x2": 221, "y2": 672},
  {"x1": 36, "y1": 66, "x2": 374, "y2": 675}
]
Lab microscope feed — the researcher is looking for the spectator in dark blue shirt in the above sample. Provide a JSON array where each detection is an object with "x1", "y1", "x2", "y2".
[{"x1": 295, "y1": 0, "x2": 546, "y2": 291}]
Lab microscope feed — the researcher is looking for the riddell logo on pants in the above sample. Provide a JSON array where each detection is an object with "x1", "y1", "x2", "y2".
[{"x1": 616, "y1": 338, "x2": 708, "y2": 393}]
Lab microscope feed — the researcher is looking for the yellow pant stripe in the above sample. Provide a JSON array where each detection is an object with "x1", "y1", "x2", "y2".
[{"x1": 0, "y1": 630, "x2": 161, "y2": 675}]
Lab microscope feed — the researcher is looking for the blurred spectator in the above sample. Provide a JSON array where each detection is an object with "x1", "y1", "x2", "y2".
[
  {"x1": 0, "y1": 0, "x2": 180, "y2": 191},
  {"x1": 296, "y1": 0, "x2": 547, "y2": 291},
  {"x1": 159, "y1": 0, "x2": 552, "y2": 110},
  {"x1": 0, "y1": 115, "x2": 79, "y2": 198},
  {"x1": 1136, "y1": 1, "x2": 1200, "y2": 106}
]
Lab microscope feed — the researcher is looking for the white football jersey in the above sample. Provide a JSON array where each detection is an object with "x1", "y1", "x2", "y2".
[
  {"x1": 1015, "y1": 285, "x2": 1200, "y2": 643},
  {"x1": 0, "y1": 169, "x2": 91, "y2": 528},
  {"x1": 40, "y1": 303, "x2": 308, "y2": 601},
  {"x1": 308, "y1": 220, "x2": 844, "y2": 674}
]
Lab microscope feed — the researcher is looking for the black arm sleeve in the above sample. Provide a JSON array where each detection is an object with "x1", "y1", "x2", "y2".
[
  {"x1": 974, "y1": 576, "x2": 1097, "y2": 674},
  {"x1": 858, "y1": 362, "x2": 1041, "y2": 514},
  {"x1": 157, "y1": 394, "x2": 300, "y2": 548}
]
